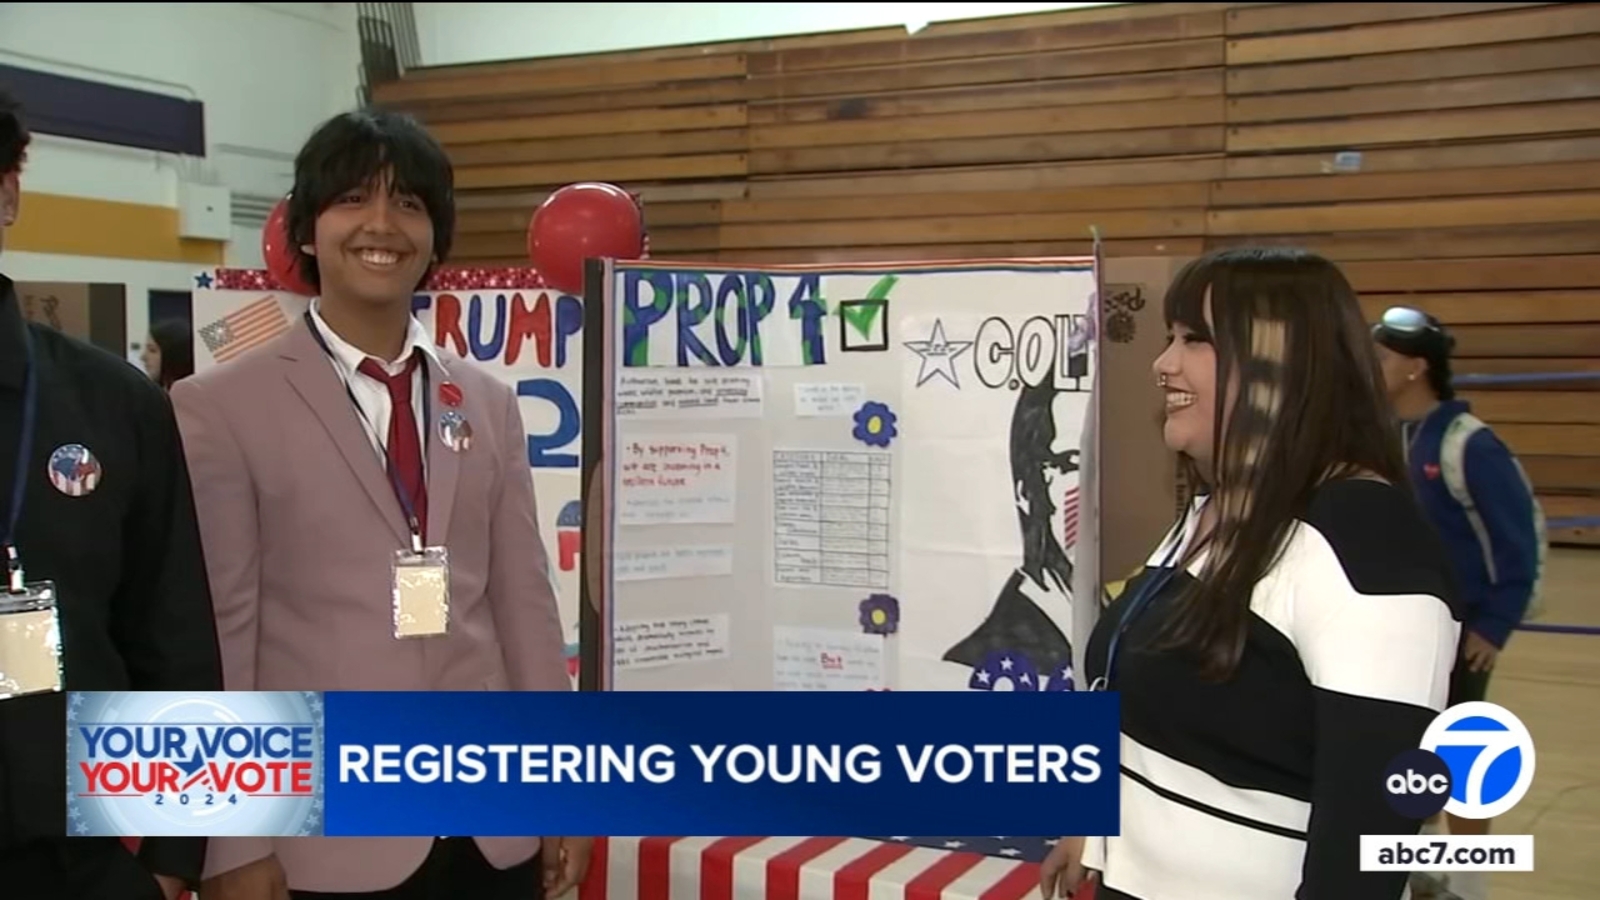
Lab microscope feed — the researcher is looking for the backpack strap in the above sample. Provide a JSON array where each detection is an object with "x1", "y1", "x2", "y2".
[
  {"x1": 1440, "y1": 412, "x2": 1499, "y2": 584},
  {"x1": 1439, "y1": 411, "x2": 1548, "y2": 616},
  {"x1": 1439, "y1": 412, "x2": 1486, "y2": 511}
]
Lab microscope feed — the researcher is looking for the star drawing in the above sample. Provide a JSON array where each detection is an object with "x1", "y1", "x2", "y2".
[{"x1": 902, "y1": 319, "x2": 973, "y2": 388}]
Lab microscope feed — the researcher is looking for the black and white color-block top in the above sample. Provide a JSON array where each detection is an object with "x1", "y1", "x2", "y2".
[{"x1": 1081, "y1": 478, "x2": 1463, "y2": 900}]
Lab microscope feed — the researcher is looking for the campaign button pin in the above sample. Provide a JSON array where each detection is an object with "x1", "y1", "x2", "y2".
[
  {"x1": 439, "y1": 410, "x2": 473, "y2": 453},
  {"x1": 48, "y1": 444, "x2": 102, "y2": 497},
  {"x1": 438, "y1": 381, "x2": 463, "y2": 408}
]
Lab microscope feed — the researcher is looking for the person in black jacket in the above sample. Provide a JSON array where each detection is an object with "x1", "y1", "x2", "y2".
[{"x1": 0, "y1": 85, "x2": 224, "y2": 899}]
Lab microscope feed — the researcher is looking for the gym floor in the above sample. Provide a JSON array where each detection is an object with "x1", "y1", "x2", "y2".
[{"x1": 1483, "y1": 546, "x2": 1599, "y2": 900}]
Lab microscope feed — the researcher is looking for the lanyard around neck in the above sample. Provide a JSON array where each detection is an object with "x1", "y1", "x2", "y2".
[
  {"x1": 302, "y1": 311, "x2": 431, "y2": 551},
  {"x1": 1090, "y1": 503, "x2": 1194, "y2": 692}
]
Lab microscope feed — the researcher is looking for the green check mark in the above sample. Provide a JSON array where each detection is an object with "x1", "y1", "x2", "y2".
[{"x1": 841, "y1": 275, "x2": 897, "y2": 340}]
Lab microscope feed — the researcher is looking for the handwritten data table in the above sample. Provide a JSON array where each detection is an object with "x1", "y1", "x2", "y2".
[{"x1": 772, "y1": 450, "x2": 891, "y2": 590}]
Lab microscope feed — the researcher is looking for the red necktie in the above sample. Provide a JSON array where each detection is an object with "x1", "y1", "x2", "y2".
[{"x1": 357, "y1": 354, "x2": 427, "y2": 542}]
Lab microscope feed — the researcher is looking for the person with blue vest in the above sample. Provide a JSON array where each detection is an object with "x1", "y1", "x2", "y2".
[{"x1": 1373, "y1": 306, "x2": 1544, "y2": 900}]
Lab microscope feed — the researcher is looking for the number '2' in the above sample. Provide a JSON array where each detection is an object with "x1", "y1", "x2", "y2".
[{"x1": 519, "y1": 378, "x2": 580, "y2": 469}]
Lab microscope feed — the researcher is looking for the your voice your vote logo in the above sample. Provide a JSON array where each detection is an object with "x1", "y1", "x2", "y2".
[
  {"x1": 66, "y1": 691, "x2": 325, "y2": 837},
  {"x1": 1383, "y1": 701, "x2": 1537, "y2": 820}
]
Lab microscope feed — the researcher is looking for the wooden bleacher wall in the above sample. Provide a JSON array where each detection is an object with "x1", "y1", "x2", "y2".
[{"x1": 373, "y1": 1, "x2": 1600, "y2": 546}]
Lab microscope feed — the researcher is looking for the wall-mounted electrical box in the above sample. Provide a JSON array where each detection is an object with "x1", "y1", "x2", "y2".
[{"x1": 177, "y1": 182, "x2": 234, "y2": 241}]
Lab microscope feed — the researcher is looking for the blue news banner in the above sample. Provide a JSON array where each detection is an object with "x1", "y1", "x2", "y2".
[{"x1": 64, "y1": 691, "x2": 1119, "y2": 838}]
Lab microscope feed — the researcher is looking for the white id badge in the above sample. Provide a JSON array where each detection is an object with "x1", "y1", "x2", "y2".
[
  {"x1": 0, "y1": 582, "x2": 63, "y2": 700},
  {"x1": 392, "y1": 548, "x2": 450, "y2": 638}
]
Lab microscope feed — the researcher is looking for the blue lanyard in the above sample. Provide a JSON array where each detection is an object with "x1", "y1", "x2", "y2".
[
  {"x1": 5, "y1": 324, "x2": 38, "y2": 592},
  {"x1": 302, "y1": 311, "x2": 430, "y2": 551},
  {"x1": 1090, "y1": 508, "x2": 1191, "y2": 692}
]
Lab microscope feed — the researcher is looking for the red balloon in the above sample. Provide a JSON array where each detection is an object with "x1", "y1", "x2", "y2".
[
  {"x1": 262, "y1": 196, "x2": 317, "y2": 296},
  {"x1": 527, "y1": 183, "x2": 644, "y2": 295}
]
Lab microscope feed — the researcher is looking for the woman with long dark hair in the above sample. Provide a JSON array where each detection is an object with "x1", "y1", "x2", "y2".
[
  {"x1": 140, "y1": 317, "x2": 194, "y2": 389},
  {"x1": 1041, "y1": 248, "x2": 1463, "y2": 899}
]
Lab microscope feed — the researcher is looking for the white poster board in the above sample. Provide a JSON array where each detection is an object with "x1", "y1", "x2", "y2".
[
  {"x1": 600, "y1": 259, "x2": 1099, "y2": 692},
  {"x1": 189, "y1": 267, "x2": 585, "y2": 685}
]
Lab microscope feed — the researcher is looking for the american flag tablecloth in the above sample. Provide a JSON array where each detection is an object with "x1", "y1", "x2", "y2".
[{"x1": 578, "y1": 836, "x2": 1094, "y2": 900}]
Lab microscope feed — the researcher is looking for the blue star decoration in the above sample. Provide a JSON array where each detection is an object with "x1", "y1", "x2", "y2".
[
  {"x1": 194, "y1": 271, "x2": 214, "y2": 289},
  {"x1": 175, "y1": 747, "x2": 206, "y2": 777},
  {"x1": 967, "y1": 650, "x2": 1075, "y2": 691},
  {"x1": 969, "y1": 650, "x2": 1040, "y2": 691},
  {"x1": 851, "y1": 401, "x2": 898, "y2": 448},
  {"x1": 557, "y1": 500, "x2": 583, "y2": 528},
  {"x1": 1048, "y1": 659, "x2": 1076, "y2": 692}
]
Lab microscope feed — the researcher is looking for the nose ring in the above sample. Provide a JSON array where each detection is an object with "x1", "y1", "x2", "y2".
[{"x1": 1158, "y1": 374, "x2": 1168, "y2": 388}]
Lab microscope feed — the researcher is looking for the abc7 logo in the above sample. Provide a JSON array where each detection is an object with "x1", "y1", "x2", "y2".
[{"x1": 1383, "y1": 701, "x2": 1536, "y2": 820}]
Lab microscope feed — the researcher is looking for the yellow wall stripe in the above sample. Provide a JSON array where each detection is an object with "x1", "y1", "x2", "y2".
[{"x1": 9, "y1": 192, "x2": 225, "y2": 265}]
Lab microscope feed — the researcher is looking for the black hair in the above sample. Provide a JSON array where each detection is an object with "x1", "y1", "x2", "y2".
[
  {"x1": 1158, "y1": 246, "x2": 1407, "y2": 681},
  {"x1": 286, "y1": 108, "x2": 454, "y2": 291},
  {"x1": 1, "y1": 85, "x2": 29, "y2": 176},
  {"x1": 1375, "y1": 313, "x2": 1457, "y2": 402},
  {"x1": 148, "y1": 317, "x2": 194, "y2": 389},
  {"x1": 1009, "y1": 380, "x2": 1077, "y2": 590},
  {"x1": 1424, "y1": 346, "x2": 1456, "y2": 401}
]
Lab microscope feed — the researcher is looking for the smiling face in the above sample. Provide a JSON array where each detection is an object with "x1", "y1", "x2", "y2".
[
  {"x1": 285, "y1": 109, "x2": 456, "y2": 305},
  {"x1": 303, "y1": 170, "x2": 433, "y2": 308},
  {"x1": 1153, "y1": 294, "x2": 1224, "y2": 473}
]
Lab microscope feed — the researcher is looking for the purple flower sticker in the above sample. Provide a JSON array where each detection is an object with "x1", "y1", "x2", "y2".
[
  {"x1": 859, "y1": 593, "x2": 900, "y2": 635},
  {"x1": 852, "y1": 401, "x2": 898, "y2": 448}
]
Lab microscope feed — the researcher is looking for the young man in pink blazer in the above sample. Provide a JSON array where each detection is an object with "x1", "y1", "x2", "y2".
[{"x1": 171, "y1": 109, "x2": 590, "y2": 900}]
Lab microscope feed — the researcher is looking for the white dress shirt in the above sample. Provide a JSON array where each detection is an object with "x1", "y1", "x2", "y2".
[{"x1": 309, "y1": 299, "x2": 438, "y2": 471}]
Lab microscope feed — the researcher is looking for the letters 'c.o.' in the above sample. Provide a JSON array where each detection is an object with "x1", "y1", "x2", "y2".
[{"x1": 973, "y1": 314, "x2": 1093, "y2": 390}]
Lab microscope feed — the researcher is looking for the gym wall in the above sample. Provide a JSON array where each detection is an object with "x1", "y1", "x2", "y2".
[{"x1": 372, "y1": 1, "x2": 1600, "y2": 545}]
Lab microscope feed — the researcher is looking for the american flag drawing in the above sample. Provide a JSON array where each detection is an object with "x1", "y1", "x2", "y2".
[
  {"x1": 198, "y1": 296, "x2": 291, "y2": 363},
  {"x1": 1061, "y1": 486, "x2": 1081, "y2": 551},
  {"x1": 579, "y1": 836, "x2": 1091, "y2": 900}
]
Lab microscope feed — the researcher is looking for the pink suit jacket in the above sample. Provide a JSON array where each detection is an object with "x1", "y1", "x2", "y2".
[{"x1": 171, "y1": 316, "x2": 570, "y2": 893}]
